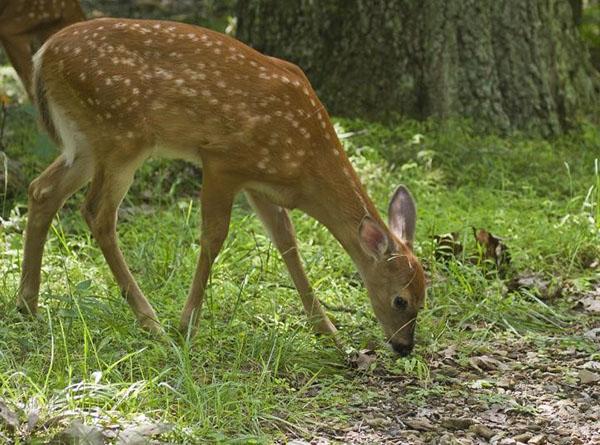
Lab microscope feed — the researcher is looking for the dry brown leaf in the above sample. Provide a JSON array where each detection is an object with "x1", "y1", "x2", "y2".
[
  {"x1": 578, "y1": 369, "x2": 600, "y2": 385},
  {"x1": 473, "y1": 228, "x2": 511, "y2": 269},
  {"x1": 513, "y1": 432, "x2": 534, "y2": 442},
  {"x1": 116, "y1": 423, "x2": 173, "y2": 445},
  {"x1": 434, "y1": 232, "x2": 463, "y2": 261},
  {"x1": 507, "y1": 272, "x2": 563, "y2": 300},
  {"x1": 584, "y1": 328, "x2": 600, "y2": 343},
  {"x1": 582, "y1": 361, "x2": 600, "y2": 371},
  {"x1": 403, "y1": 417, "x2": 436, "y2": 431},
  {"x1": 577, "y1": 296, "x2": 600, "y2": 313},
  {"x1": 26, "y1": 408, "x2": 39, "y2": 433},
  {"x1": 441, "y1": 417, "x2": 474, "y2": 430},
  {"x1": 55, "y1": 421, "x2": 105, "y2": 445},
  {"x1": 470, "y1": 423, "x2": 496, "y2": 440},
  {"x1": 529, "y1": 433, "x2": 547, "y2": 445},
  {"x1": 469, "y1": 355, "x2": 509, "y2": 372},
  {"x1": 0, "y1": 401, "x2": 19, "y2": 432},
  {"x1": 349, "y1": 349, "x2": 377, "y2": 371},
  {"x1": 441, "y1": 344, "x2": 458, "y2": 360}
]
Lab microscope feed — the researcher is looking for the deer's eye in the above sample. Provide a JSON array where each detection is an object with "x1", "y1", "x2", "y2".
[{"x1": 393, "y1": 296, "x2": 408, "y2": 310}]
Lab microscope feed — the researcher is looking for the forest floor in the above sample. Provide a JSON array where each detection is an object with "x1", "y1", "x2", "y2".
[
  {"x1": 0, "y1": 88, "x2": 599, "y2": 444},
  {"x1": 294, "y1": 316, "x2": 600, "y2": 445}
]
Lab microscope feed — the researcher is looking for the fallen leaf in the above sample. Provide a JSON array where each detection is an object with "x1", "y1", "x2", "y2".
[
  {"x1": 582, "y1": 361, "x2": 600, "y2": 371},
  {"x1": 529, "y1": 433, "x2": 546, "y2": 445},
  {"x1": 506, "y1": 272, "x2": 562, "y2": 300},
  {"x1": 473, "y1": 228, "x2": 511, "y2": 270},
  {"x1": 470, "y1": 423, "x2": 496, "y2": 440},
  {"x1": 441, "y1": 417, "x2": 473, "y2": 430},
  {"x1": 403, "y1": 417, "x2": 436, "y2": 432},
  {"x1": 349, "y1": 349, "x2": 377, "y2": 371},
  {"x1": 434, "y1": 232, "x2": 463, "y2": 261},
  {"x1": 441, "y1": 344, "x2": 458, "y2": 360},
  {"x1": 584, "y1": 328, "x2": 600, "y2": 343},
  {"x1": 26, "y1": 408, "x2": 39, "y2": 433},
  {"x1": 496, "y1": 377, "x2": 516, "y2": 389},
  {"x1": 470, "y1": 379, "x2": 495, "y2": 389},
  {"x1": 577, "y1": 296, "x2": 600, "y2": 313},
  {"x1": 55, "y1": 421, "x2": 105, "y2": 445},
  {"x1": 0, "y1": 401, "x2": 19, "y2": 432},
  {"x1": 364, "y1": 415, "x2": 391, "y2": 428},
  {"x1": 513, "y1": 432, "x2": 533, "y2": 442},
  {"x1": 469, "y1": 355, "x2": 509, "y2": 372},
  {"x1": 578, "y1": 369, "x2": 600, "y2": 385},
  {"x1": 116, "y1": 423, "x2": 173, "y2": 445}
]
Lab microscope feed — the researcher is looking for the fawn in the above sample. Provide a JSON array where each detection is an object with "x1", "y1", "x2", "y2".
[
  {"x1": 18, "y1": 18, "x2": 426, "y2": 355},
  {"x1": 0, "y1": 0, "x2": 85, "y2": 98}
]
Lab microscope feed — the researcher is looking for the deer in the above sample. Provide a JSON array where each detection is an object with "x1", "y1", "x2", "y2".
[
  {"x1": 17, "y1": 18, "x2": 426, "y2": 356},
  {"x1": 0, "y1": 0, "x2": 85, "y2": 98}
]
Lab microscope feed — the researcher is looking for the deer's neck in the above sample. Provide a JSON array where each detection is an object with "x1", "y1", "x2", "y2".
[{"x1": 301, "y1": 157, "x2": 385, "y2": 278}]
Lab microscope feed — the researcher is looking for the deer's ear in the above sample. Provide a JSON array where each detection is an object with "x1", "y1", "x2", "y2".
[
  {"x1": 388, "y1": 185, "x2": 417, "y2": 248},
  {"x1": 359, "y1": 216, "x2": 390, "y2": 260}
]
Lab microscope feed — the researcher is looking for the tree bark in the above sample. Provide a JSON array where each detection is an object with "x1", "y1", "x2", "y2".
[{"x1": 237, "y1": 0, "x2": 600, "y2": 135}]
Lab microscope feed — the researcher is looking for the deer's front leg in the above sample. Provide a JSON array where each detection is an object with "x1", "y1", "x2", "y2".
[
  {"x1": 179, "y1": 171, "x2": 238, "y2": 338},
  {"x1": 245, "y1": 191, "x2": 337, "y2": 336}
]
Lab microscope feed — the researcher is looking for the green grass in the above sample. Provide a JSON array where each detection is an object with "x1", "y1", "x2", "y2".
[{"x1": 0, "y1": 99, "x2": 599, "y2": 442}]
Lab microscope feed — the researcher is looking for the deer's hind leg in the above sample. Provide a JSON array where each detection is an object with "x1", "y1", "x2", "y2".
[
  {"x1": 18, "y1": 153, "x2": 93, "y2": 314},
  {"x1": 81, "y1": 148, "x2": 161, "y2": 333}
]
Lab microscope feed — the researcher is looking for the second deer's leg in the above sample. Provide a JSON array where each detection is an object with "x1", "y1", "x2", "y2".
[
  {"x1": 18, "y1": 154, "x2": 93, "y2": 314},
  {"x1": 81, "y1": 155, "x2": 160, "y2": 333},
  {"x1": 179, "y1": 170, "x2": 238, "y2": 338},
  {"x1": 0, "y1": 34, "x2": 34, "y2": 97},
  {"x1": 245, "y1": 191, "x2": 337, "y2": 336}
]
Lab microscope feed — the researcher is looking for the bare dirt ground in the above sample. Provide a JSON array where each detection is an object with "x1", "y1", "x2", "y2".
[{"x1": 288, "y1": 322, "x2": 600, "y2": 445}]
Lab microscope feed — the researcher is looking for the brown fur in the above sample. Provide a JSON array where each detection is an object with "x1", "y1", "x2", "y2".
[
  {"x1": 33, "y1": 70, "x2": 60, "y2": 145},
  {"x1": 18, "y1": 18, "x2": 426, "y2": 352},
  {"x1": 0, "y1": 0, "x2": 85, "y2": 98}
]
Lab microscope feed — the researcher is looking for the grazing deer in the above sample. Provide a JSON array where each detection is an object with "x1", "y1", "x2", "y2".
[
  {"x1": 18, "y1": 18, "x2": 426, "y2": 355},
  {"x1": 0, "y1": 0, "x2": 85, "y2": 98}
]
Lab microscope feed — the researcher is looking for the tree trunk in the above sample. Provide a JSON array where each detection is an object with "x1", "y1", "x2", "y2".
[{"x1": 237, "y1": 0, "x2": 600, "y2": 135}]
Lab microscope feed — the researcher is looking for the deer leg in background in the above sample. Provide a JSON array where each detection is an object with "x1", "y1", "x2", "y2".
[
  {"x1": 179, "y1": 167, "x2": 239, "y2": 338},
  {"x1": 0, "y1": 34, "x2": 34, "y2": 97},
  {"x1": 18, "y1": 154, "x2": 93, "y2": 314},
  {"x1": 81, "y1": 151, "x2": 161, "y2": 333},
  {"x1": 245, "y1": 191, "x2": 338, "y2": 336}
]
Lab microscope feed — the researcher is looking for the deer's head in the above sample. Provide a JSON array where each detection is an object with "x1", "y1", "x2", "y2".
[{"x1": 358, "y1": 186, "x2": 426, "y2": 356}]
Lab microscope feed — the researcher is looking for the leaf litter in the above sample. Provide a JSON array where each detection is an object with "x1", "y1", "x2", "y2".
[
  {"x1": 277, "y1": 230, "x2": 600, "y2": 444},
  {"x1": 281, "y1": 329, "x2": 600, "y2": 444}
]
